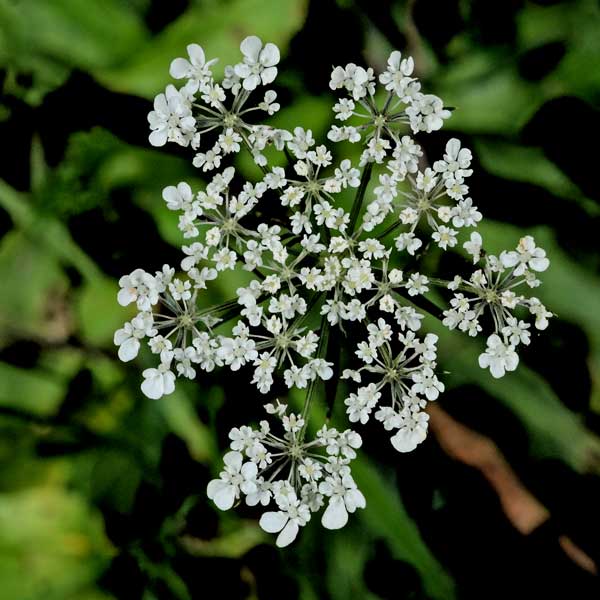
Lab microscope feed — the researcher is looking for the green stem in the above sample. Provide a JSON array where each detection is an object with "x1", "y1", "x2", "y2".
[
  {"x1": 300, "y1": 313, "x2": 329, "y2": 435},
  {"x1": 348, "y1": 161, "x2": 374, "y2": 234},
  {"x1": 376, "y1": 219, "x2": 403, "y2": 241}
]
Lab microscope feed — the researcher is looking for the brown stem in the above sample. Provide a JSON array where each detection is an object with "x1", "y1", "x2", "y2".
[{"x1": 427, "y1": 404, "x2": 597, "y2": 575}]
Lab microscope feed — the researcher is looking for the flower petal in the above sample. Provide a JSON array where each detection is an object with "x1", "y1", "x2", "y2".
[
  {"x1": 212, "y1": 483, "x2": 236, "y2": 510},
  {"x1": 242, "y1": 73, "x2": 260, "y2": 91},
  {"x1": 260, "y1": 66, "x2": 278, "y2": 86},
  {"x1": 187, "y1": 43, "x2": 206, "y2": 66},
  {"x1": 259, "y1": 511, "x2": 288, "y2": 533},
  {"x1": 149, "y1": 129, "x2": 167, "y2": 147},
  {"x1": 259, "y1": 43, "x2": 280, "y2": 67},
  {"x1": 118, "y1": 337, "x2": 140, "y2": 362},
  {"x1": 321, "y1": 497, "x2": 348, "y2": 530},
  {"x1": 223, "y1": 451, "x2": 243, "y2": 470},
  {"x1": 169, "y1": 57, "x2": 190, "y2": 79},
  {"x1": 141, "y1": 370, "x2": 163, "y2": 399},
  {"x1": 240, "y1": 35, "x2": 262, "y2": 61},
  {"x1": 276, "y1": 519, "x2": 299, "y2": 547}
]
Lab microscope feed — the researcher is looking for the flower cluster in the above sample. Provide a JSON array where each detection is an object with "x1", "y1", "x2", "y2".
[
  {"x1": 443, "y1": 233, "x2": 552, "y2": 378},
  {"x1": 115, "y1": 36, "x2": 552, "y2": 545},
  {"x1": 207, "y1": 401, "x2": 364, "y2": 547}
]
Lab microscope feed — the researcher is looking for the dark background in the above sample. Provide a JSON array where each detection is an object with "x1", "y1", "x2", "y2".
[{"x1": 1, "y1": 0, "x2": 600, "y2": 598}]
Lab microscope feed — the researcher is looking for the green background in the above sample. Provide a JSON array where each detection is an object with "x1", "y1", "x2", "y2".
[{"x1": 1, "y1": 0, "x2": 600, "y2": 598}]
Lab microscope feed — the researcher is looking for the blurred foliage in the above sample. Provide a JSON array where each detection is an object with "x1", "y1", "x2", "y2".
[{"x1": 1, "y1": 0, "x2": 600, "y2": 599}]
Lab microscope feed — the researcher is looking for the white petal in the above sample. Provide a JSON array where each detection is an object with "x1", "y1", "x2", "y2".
[
  {"x1": 505, "y1": 352, "x2": 519, "y2": 372},
  {"x1": 234, "y1": 63, "x2": 251, "y2": 78},
  {"x1": 162, "y1": 371, "x2": 176, "y2": 396},
  {"x1": 113, "y1": 327, "x2": 130, "y2": 345},
  {"x1": 321, "y1": 497, "x2": 348, "y2": 530},
  {"x1": 388, "y1": 50, "x2": 401, "y2": 69},
  {"x1": 117, "y1": 287, "x2": 135, "y2": 307},
  {"x1": 141, "y1": 371, "x2": 163, "y2": 399},
  {"x1": 500, "y1": 251, "x2": 519, "y2": 268},
  {"x1": 213, "y1": 484, "x2": 236, "y2": 510},
  {"x1": 530, "y1": 256, "x2": 549, "y2": 272},
  {"x1": 390, "y1": 429, "x2": 419, "y2": 453},
  {"x1": 181, "y1": 256, "x2": 196, "y2": 271},
  {"x1": 153, "y1": 93, "x2": 168, "y2": 113},
  {"x1": 345, "y1": 489, "x2": 366, "y2": 512},
  {"x1": 445, "y1": 138, "x2": 461, "y2": 159},
  {"x1": 276, "y1": 519, "x2": 299, "y2": 547},
  {"x1": 207, "y1": 479, "x2": 226, "y2": 500},
  {"x1": 240, "y1": 35, "x2": 262, "y2": 61},
  {"x1": 118, "y1": 337, "x2": 140, "y2": 362},
  {"x1": 187, "y1": 43, "x2": 206, "y2": 66},
  {"x1": 259, "y1": 43, "x2": 280, "y2": 67},
  {"x1": 259, "y1": 511, "x2": 288, "y2": 533},
  {"x1": 223, "y1": 451, "x2": 242, "y2": 470},
  {"x1": 177, "y1": 181, "x2": 192, "y2": 199},
  {"x1": 242, "y1": 73, "x2": 260, "y2": 91},
  {"x1": 241, "y1": 461, "x2": 258, "y2": 479},
  {"x1": 478, "y1": 353, "x2": 491, "y2": 369},
  {"x1": 149, "y1": 129, "x2": 167, "y2": 147},
  {"x1": 170, "y1": 57, "x2": 190, "y2": 79},
  {"x1": 489, "y1": 359, "x2": 505, "y2": 379},
  {"x1": 260, "y1": 66, "x2": 278, "y2": 86}
]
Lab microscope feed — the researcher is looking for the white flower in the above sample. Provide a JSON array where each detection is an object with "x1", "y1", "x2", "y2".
[
  {"x1": 333, "y1": 98, "x2": 355, "y2": 120},
  {"x1": 432, "y1": 226, "x2": 458, "y2": 250},
  {"x1": 395, "y1": 232, "x2": 423, "y2": 256},
  {"x1": 118, "y1": 269, "x2": 159, "y2": 311},
  {"x1": 234, "y1": 36, "x2": 280, "y2": 91},
  {"x1": 141, "y1": 362, "x2": 176, "y2": 399},
  {"x1": 334, "y1": 159, "x2": 360, "y2": 188},
  {"x1": 170, "y1": 43, "x2": 217, "y2": 85},
  {"x1": 464, "y1": 231, "x2": 483, "y2": 263},
  {"x1": 478, "y1": 334, "x2": 519, "y2": 378},
  {"x1": 329, "y1": 63, "x2": 374, "y2": 100},
  {"x1": 434, "y1": 138, "x2": 473, "y2": 180},
  {"x1": 218, "y1": 128, "x2": 242, "y2": 154},
  {"x1": 406, "y1": 94, "x2": 450, "y2": 133},
  {"x1": 379, "y1": 50, "x2": 414, "y2": 96},
  {"x1": 163, "y1": 181, "x2": 195, "y2": 211},
  {"x1": 390, "y1": 412, "x2": 429, "y2": 452},
  {"x1": 500, "y1": 236, "x2": 549, "y2": 275},
  {"x1": 406, "y1": 273, "x2": 429, "y2": 296},
  {"x1": 259, "y1": 497, "x2": 310, "y2": 547},
  {"x1": 148, "y1": 85, "x2": 196, "y2": 147},
  {"x1": 452, "y1": 198, "x2": 481, "y2": 228},
  {"x1": 345, "y1": 383, "x2": 380, "y2": 424},
  {"x1": 529, "y1": 298, "x2": 552, "y2": 330},
  {"x1": 259, "y1": 90, "x2": 280, "y2": 115},
  {"x1": 287, "y1": 127, "x2": 315, "y2": 159},
  {"x1": 319, "y1": 474, "x2": 366, "y2": 529},
  {"x1": 502, "y1": 317, "x2": 531, "y2": 346},
  {"x1": 207, "y1": 451, "x2": 258, "y2": 510},
  {"x1": 121, "y1": 36, "x2": 554, "y2": 545},
  {"x1": 411, "y1": 367, "x2": 444, "y2": 400},
  {"x1": 114, "y1": 312, "x2": 156, "y2": 362}
]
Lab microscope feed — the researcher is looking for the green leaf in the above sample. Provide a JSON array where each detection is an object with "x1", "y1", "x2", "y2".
[
  {"x1": 76, "y1": 276, "x2": 126, "y2": 347},
  {"x1": 157, "y1": 387, "x2": 215, "y2": 463},
  {"x1": 0, "y1": 230, "x2": 69, "y2": 346},
  {"x1": 0, "y1": 362, "x2": 66, "y2": 416},
  {"x1": 0, "y1": 0, "x2": 148, "y2": 70},
  {"x1": 434, "y1": 66, "x2": 540, "y2": 134},
  {"x1": 96, "y1": 0, "x2": 309, "y2": 98},
  {"x1": 0, "y1": 180, "x2": 101, "y2": 282},
  {"x1": 0, "y1": 485, "x2": 113, "y2": 600},
  {"x1": 352, "y1": 458, "x2": 456, "y2": 600}
]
